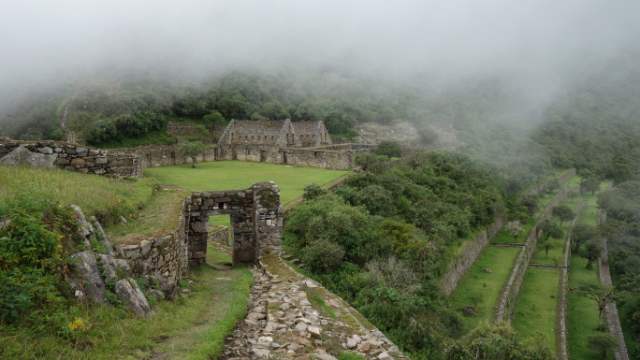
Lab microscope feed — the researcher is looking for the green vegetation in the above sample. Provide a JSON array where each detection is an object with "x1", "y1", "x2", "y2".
[
  {"x1": 0, "y1": 166, "x2": 254, "y2": 359},
  {"x1": 598, "y1": 181, "x2": 640, "y2": 358},
  {"x1": 339, "y1": 351, "x2": 366, "y2": 360},
  {"x1": 0, "y1": 166, "x2": 154, "y2": 225},
  {"x1": 450, "y1": 247, "x2": 520, "y2": 329},
  {"x1": 446, "y1": 323, "x2": 553, "y2": 360},
  {"x1": 0, "y1": 244, "x2": 252, "y2": 360},
  {"x1": 144, "y1": 160, "x2": 349, "y2": 205},
  {"x1": 285, "y1": 152, "x2": 508, "y2": 358},
  {"x1": 512, "y1": 268, "x2": 559, "y2": 349},
  {"x1": 568, "y1": 255, "x2": 606, "y2": 359},
  {"x1": 106, "y1": 187, "x2": 186, "y2": 244}
]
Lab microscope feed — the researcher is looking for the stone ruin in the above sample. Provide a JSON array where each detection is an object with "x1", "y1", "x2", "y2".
[
  {"x1": 0, "y1": 138, "x2": 140, "y2": 177},
  {"x1": 186, "y1": 182, "x2": 283, "y2": 266}
]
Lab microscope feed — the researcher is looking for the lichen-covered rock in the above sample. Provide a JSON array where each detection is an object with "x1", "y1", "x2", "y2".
[
  {"x1": 68, "y1": 250, "x2": 106, "y2": 303},
  {"x1": 98, "y1": 254, "x2": 131, "y2": 284},
  {"x1": 0, "y1": 145, "x2": 57, "y2": 168},
  {"x1": 91, "y1": 217, "x2": 114, "y2": 256},
  {"x1": 71, "y1": 204, "x2": 94, "y2": 240},
  {"x1": 115, "y1": 278, "x2": 152, "y2": 317}
]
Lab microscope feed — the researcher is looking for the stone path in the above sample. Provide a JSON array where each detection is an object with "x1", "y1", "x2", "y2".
[{"x1": 221, "y1": 254, "x2": 408, "y2": 359}]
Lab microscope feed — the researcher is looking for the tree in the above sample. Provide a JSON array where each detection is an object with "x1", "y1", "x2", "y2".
[
  {"x1": 578, "y1": 283, "x2": 614, "y2": 320},
  {"x1": 583, "y1": 239, "x2": 602, "y2": 269},
  {"x1": 587, "y1": 333, "x2": 618, "y2": 358},
  {"x1": 580, "y1": 176, "x2": 600, "y2": 195},
  {"x1": 375, "y1": 141, "x2": 402, "y2": 158},
  {"x1": 178, "y1": 141, "x2": 206, "y2": 168},
  {"x1": 572, "y1": 223, "x2": 597, "y2": 252},
  {"x1": 541, "y1": 220, "x2": 564, "y2": 241},
  {"x1": 446, "y1": 323, "x2": 554, "y2": 360},
  {"x1": 202, "y1": 111, "x2": 227, "y2": 129},
  {"x1": 552, "y1": 205, "x2": 575, "y2": 223}
]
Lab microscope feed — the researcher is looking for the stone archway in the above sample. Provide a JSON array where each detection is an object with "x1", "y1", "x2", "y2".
[{"x1": 185, "y1": 182, "x2": 282, "y2": 266}]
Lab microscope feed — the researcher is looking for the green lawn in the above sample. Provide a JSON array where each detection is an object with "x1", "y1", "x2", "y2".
[
  {"x1": 450, "y1": 246, "x2": 521, "y2": 330},
  {"x1": 512, "y1": 268, "x2": 559, "y2": 350},
  {"x1": 532, "y1": 235, "x2": 565, "y2": 266},
  {"x1": 567, "y1": 255, "x2": 604, "y2": 360},
  {"x1": 144, "y1": 160, "x2": 349, "y2": 205},
  {"x1": 0, "y1": 245, "x2": 252, "y2": 360}
]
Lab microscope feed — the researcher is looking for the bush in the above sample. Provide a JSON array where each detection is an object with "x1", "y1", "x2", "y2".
[
  {"x1": 375, "y1": 141, "x2": 402, "y2": 158},
  {"x1": 303, "y1": 184, "x2": 327, "y2": 201},
  {"x1": 0, "y1": 204, "x2": 78, "y2": 325},
  {"x1": 301, "y1": 240, "x2": 345, "y2": 273}
]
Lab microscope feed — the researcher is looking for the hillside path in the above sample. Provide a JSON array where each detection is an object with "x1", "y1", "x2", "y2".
[{"x1": 220, "y1": 254, "x2": 408, "y2": 359}]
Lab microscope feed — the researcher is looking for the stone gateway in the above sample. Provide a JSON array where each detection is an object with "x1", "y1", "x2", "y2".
[{"x1": 186, "y1": 182, "x2": 282, "y2": 266}]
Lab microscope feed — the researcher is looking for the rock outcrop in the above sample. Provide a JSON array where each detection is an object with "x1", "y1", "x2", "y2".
[{"x1": 65, "y1": 205, "x2": 152, "y2": 317}]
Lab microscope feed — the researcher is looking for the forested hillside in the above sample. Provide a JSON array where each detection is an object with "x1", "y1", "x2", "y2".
[
  {"x1": 534, "y1": 55, "x2": 640, "y2": 183},
  {"x1": 284, "y1": 152, "x2": 555, "y2": 359}
]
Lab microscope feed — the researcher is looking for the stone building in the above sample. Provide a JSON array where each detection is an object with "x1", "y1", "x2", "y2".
[{"x1": 218, "y1": 119, "x2": 331, "y2": 148}]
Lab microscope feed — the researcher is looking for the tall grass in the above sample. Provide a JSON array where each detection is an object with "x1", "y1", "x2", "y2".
[{"x1": 0, "y1": 166, "x2": 154, "y2": 224}]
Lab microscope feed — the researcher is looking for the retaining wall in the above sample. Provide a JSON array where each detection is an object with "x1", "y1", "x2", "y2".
[
  {"x1": 0, "y1": 139, "x2": 140, "y2": 177},
  {"x1": 441, "y1": 215, "x2": 505, "y2": 296},
  {"x1": 495, "y1": 173, "x2": 575, "y2": 322},
  {"x1": 117, "y1": 144, "x2": 217, "y2": 169},
  {"x1": 116, "y1": 201, "x2": 189, "y2": 297},
  {"x1": 598, "y1": 211, "x2": 631, "y2": 360}
]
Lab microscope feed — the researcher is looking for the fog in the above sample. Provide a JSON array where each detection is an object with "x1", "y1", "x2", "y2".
[{"x1": 1, "y1": 0, "x2": 639, "y2": 114}]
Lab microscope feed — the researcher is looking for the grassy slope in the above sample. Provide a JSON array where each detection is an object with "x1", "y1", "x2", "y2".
[
  {"x1": 567, "y1": 255, "x2": 602, "y2": 359},
  {"x1": 512, "y1": 188, "x2": 580, "y2": 350},
  {"x1": 144, "y1": 160, "x2": 349, "y2": 205},
  {"x1": 450, "y1": 246, "x2": 520, "y2": 330},
  {"x1": 0, "y1": 245, "x2": 252, "y2": 360},
  {"x1": 512, "y1": 268, "x2": 559, "y2": 348},
  {"x1": 566, "y1": 185, "x2": 611, "y2": 360},
  {"x1": 0, "y1": 165, "x2": 154, "y2": 222}
]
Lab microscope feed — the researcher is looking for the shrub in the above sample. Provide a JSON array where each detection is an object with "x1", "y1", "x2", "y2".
[
  {"x1": 375, "y1": 141, "x2": 402, "y2": 158},
  {"x1": 301, "y1": 240, "x2": 345, "y2": 273},
  {"x1": 303, "y1": 184, "x2": 327, "y2": 201}
]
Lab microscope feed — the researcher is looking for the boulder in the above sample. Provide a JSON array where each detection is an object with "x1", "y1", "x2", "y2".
[
  {"x1": 68, "y1": 250, "x2": 106, "y2": 303},
  {"x1": 91, "y1": 217, "x2": 114, "y2": 255},
  {"x1": 0, "y1": 145, "x2": 57, "y2": 168},
  {"x1": 98, "y1": 254, "x2": 131, "y2": 284},
  {"x1": 115, "y1": 278, "x2": 152, "y2": 317},
  {"x1": 70, "y1": 205, "x2": 94, "y2": 246}
]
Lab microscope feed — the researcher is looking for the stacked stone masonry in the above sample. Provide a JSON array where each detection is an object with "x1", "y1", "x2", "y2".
[
  {"x1": 186, "y1": 182, "x2": 283, "y2": 266},
  {"x1": 441, "y1": 215, "x2": 505, "y2": 296},
  {"x1": 117, "y1": 200, "x2": 190, "y2": 298},
  {"x1": 0, "y1": 138, "x2": 140, "y2": 177},
  {"x1": 495, "y1": 169, "x2": 576, "y2": 322}
]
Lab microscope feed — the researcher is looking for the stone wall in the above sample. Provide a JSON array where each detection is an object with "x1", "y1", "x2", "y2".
[
  {"x1": 282, "y1": 147, "x2": 353, "y2": 170},
  {"x1": 218, "y1": 144, "x2": 354, "y2": 170},
  {"x1": 116, "y1": 200, "x2": 189, "y2": 297},
  {"x1": 117, "y1": 144, "x2": 217, "y2": 169},
  {"x1": 441, "y1": 215, "x2": 505, "y2": 296},
  {"x1": 598, "y1": 211, "x2": 631, "y2": 360},
  {"x1": 495, "y1": 179, "x2": 573, "y2": 322},
  {"x1": 186, "y1": 182, "x2": 283, "y2": 266},
  {"x1": 0, "y1": 138, "x2": 140, "y2": 177}
]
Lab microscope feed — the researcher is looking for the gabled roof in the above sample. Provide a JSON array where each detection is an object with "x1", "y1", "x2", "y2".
[
  {"x1": 291, "y1": 120, "x2": 321, "y2": 135},
  {"x1": 231, "y1": 120, "x2": 285, "y2": 133}
]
